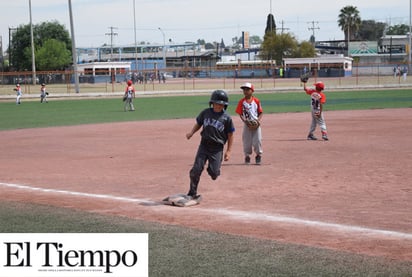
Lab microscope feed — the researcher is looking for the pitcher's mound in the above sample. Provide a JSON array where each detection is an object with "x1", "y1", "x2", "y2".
[{"x1": 163, "y1": 193, "x2": 202, "y2": 207}]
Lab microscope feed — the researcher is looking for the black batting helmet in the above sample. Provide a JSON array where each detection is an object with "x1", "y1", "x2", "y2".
[{"x1": 209, "y1": 90, "x2": 229, "y2": 109}]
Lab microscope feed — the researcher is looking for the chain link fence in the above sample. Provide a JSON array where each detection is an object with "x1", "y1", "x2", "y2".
[{"x1": 1, "y1": 63, "x2": 411, "y2": 98}]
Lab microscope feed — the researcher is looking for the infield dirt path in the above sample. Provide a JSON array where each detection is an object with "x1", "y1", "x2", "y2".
[{"x1": 1, "y1": 108, "x2": 411, "y2": 261}]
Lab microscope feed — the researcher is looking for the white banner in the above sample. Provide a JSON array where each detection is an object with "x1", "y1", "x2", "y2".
[{"x1": 0, "y1": 233, "x2": 148, "y2": 277}]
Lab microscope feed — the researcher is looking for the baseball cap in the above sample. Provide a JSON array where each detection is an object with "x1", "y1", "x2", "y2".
[{"x1": 240, "y1": 82, "x2": 254, "y2": 92}]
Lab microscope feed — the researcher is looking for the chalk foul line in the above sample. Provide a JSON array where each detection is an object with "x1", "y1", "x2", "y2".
[{"x1": 1, "y1": 182, "x2": 412, "y2": 240}]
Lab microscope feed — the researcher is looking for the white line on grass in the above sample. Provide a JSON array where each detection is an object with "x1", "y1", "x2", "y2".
[{"x1": 1, "y1": 182, "x2": 412, "y2": 240}]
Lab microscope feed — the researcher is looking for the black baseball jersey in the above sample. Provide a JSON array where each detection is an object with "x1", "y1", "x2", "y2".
[{"x1": 196, "y1": 108, "x2": 235, "y2": 147}]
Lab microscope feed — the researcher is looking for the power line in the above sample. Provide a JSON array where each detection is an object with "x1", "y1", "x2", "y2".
[
  {"x1": 308, "y1": 21, "x2": 320, "y2": 40},
  {"x1": 105, "y1": 26, "x2": 118, "y2": 60},
  {"x1": 278, "y1": 20, "x2": 290, "y2": 34}
]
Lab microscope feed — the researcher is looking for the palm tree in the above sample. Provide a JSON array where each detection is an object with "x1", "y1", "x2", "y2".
[{"x1": 338, "y1": 5, "x2": 361, "y2": 41}]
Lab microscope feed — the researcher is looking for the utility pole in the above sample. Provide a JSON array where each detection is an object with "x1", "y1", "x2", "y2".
[
  {"x1": 158, "y1": 27, "x2": 166, "y2": 69},
  {"x1": 29, "y1": 0, "x2": 36, "y2": 85},
  {"x1": 278, "y1": 20, "x2": 289, "y2": 34},
  {"x1": 106, "y1": 26, "x2": 118, "y2": 61},
  {"x1": 308, "y1": 21, "x2": 320, "y2": 44},
  {"x1": 68, "y1": 0, "x2": 80, "y2": 93}
]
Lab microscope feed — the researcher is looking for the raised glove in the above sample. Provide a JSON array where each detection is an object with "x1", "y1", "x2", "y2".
[{"x1": 300, "y1": 73, "x2": 309, "y2": 83}]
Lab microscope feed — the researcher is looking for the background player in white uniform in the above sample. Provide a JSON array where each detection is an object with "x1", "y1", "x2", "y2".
[
  {"x1": 14, "y1": 84, "x2": 22, "y2": 105},
  {"x1": 40, "y1": 83, "x2": 48, "y2": 103}
]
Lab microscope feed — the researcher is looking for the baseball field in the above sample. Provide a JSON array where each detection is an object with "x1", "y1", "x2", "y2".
[{"x1": 0, "y1": 88, "x2": 412, "y2": 276}]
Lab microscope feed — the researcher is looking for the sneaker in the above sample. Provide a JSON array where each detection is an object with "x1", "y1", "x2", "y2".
[
  {"x1": 307, "y1": 134, "x2": 317, "y2": 140},
  {"x1": 255, "y1": 155, "x2": 261, "y2": 165},
  {"x1": 322, "y1": 135, "x2": 329, "y2": 141},
  {"x1": 187, "y1": 194, "x2": 201, "y2": 201},
  {"x1": 245, "y1": 156, "x2": 251, "y2": 164}
]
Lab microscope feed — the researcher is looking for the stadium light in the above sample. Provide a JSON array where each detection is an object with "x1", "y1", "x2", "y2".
[
  {"x1": 68, "y1": 0, "x2": 80, "y2": 93},
  {"x1": 133, "y1": 0, "x2": 138, "y2": 72},
  {"x1": 29, "y1": 0, "x2": 36, "y2": 85},
  {"x1": 158, "y1": 27, "x2": 166, "y2": 69}
]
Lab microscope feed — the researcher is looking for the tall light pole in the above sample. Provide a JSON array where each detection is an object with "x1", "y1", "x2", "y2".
[
  {"x1": 158, "y1": 27, "x2": 166, "y2": 69},
  {"x1": 29, "y1": 0, "x2": 36, "y2": 85},
  {"x1": 68, "y1": 0, "x2": 80, "y2": 93},
  {"x1": 133, "y1": 0, "x2": 138, "y2": 73}
]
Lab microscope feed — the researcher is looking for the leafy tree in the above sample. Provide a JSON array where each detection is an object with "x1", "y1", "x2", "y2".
[
  {"x1": 261, "y1": 10, "x2": 315, "y2": 65},
  {"x1": 338, "y1": 5, "x2": 361, "y2": 40},
  {"x1": 9, "y1": 21, "x2": 71, "y2": 71},
  {"x1": 358, "y1": 20, "x2": 386, "y2": 40},
  {"x1": 297, "y1": 41, "x2": 316, "y2": 57},
  {"x1": 260, "y1": 33, "x2": 301, "y2": 64},
  {"x1": 35, "y1": 39, "x2": 71, "y2": 70},
  {"x1": 250, "y1": 35, "x2": 262, "y2": 45},
  {"x1": 386, "y1": 24, "x2": 410, "y2": 35},
  {"x1": 260, "y1": 32, "x2": 277, "y2": 61},
  {"x1": 205, "y1": 42, "x2": 215, "y2": 50}
]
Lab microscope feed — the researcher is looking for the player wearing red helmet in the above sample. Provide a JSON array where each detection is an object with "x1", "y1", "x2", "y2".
[
  {"x1": 123, "y1": 80, "x2": 135, "y2": 111},
  {"x1": 303, "y1": 81, "x2": 329, "y2": 141}
]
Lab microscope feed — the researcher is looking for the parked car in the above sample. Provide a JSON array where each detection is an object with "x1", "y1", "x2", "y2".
[{"x1": 162, "y1": 72, "x2": 174, "y2": 79}]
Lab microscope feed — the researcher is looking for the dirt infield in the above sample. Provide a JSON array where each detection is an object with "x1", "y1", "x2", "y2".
[{"x1": 1, "y1": 108, "x2": 411, "y2": 261}]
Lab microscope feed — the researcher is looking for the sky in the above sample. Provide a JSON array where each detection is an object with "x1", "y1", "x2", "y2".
[{"x1": 0, "y1": 0, "x2": 410, "y2": 50}]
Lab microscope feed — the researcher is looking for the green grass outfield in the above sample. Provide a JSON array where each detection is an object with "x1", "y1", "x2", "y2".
[
  {"x1": 1, "y1": 89, "x2": 411, "y2": 130},
  {"x1": 1, "y1": 89, "x2": 412, "y2": 276}
]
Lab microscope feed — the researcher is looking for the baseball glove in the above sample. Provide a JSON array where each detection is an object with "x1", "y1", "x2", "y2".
[
  {"x1": 245, "y1": 119, "x2": 260, "y2": 130},
  {"x1": 300, "y1": 73, "x2": 310, "y2": 83},
  {"x1": 122, "y1": 95, "x2": 127, "y2": 102}
]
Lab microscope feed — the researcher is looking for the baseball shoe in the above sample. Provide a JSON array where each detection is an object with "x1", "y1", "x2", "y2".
[
  {"x1": 255, "y1": 155, "x2": 261, "y2": 165},
  {"x1": 187, "y1": 194, "x2": 201, "y2": 200},
  {"x1": 245, "y1": 156, "x2": 251, "y2": 164},
  {"x1": 307, "y1": 134, "x2": 317, "y2": 140},
  {"x1": 322, "y1": 135, "x2": 329, "y2": 141}
]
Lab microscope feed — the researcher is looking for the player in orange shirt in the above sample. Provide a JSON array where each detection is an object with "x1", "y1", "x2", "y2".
[
  {"x1": 123, "y1": 80, "x2": 135, "y2": 111},
  {"x1": 303, "y1": 81, "x2": 328, "y2": 141}
]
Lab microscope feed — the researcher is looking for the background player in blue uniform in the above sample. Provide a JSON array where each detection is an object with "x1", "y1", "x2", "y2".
[{"x1": 186, "y1": 90, "x2": 235, "y2": 199}]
